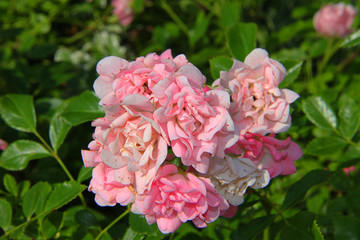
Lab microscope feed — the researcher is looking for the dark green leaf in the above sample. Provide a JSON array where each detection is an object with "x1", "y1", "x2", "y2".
[
  {"x1": 209, "y1": 56, "x2": 233, "y2": 80},
  {"x1": 306, "y1": 136, "x2": 347, "y2": 156},
  {"x1": 233, "y1": 215, "x2": 275, "y2": 240},
  {"x1": 22, "y1": 182, "x2": 52, "y2": 220},
  {"x1": 49, "y1": 115, "x2": 72, "y2": 151},
  {"x1": 129, "y1": 212, "x2": 158, "y2": 234},
  {"x1": 220, "y1": 1, "x2": 240, "y2": 28},
  {"x1": 60, "y1": 91, "x2": 104, "y2": 126},
  {"x1": 45, "y1": 181, "x2": 86, "y2": 213},
  {"x1": 0, "y1": 140, "x2": 51, "y2": 171},
  {"x1": 227, "y1": 22, "x2": 257, "y2": 61},
  {"x1": 302, "y1": 96, "x2": 337, "y2": 131},
  {"x1": 42, "y1": 211, "x2": 63, "y2": 239},
  {"x1": 77, "y1": 166, "x2": 93, "y2": 183},
  {"x1": 0, "y1": 198, "x2": 12, "y2": 231},
  {"x1": 312, "y1": 220, "x2": 325, "y2": 240},
  {"x1": 0, "y1": 94, "x2": 36, "y2": 132},
  {"x1": 338, "y1": 96, "x2": 360, "y2": 139},
  {"x1": 279, "y1": 61, "x2": 303, "y2": 88},
  {"x1": 282, "y1": 169, "x2": 332, "y2": 210},
  {"x1": 334, "y1": 216, "x2": 360, "y2": 240},
  {"x1": 279, "y1": 211, "x2": 315, "y2": 240},
  {"x1": 3, "y1": 174, "x2": 18, "y2": 197},
  {"x1": 341, "y1": 29, "x2": 360, "y2": 48},
  {"x1": 189, "y1": 11, "x2": 210, "y2": 48},
  {"x1": 75, "y1": 209, "x2": 99, "y2": 228}
]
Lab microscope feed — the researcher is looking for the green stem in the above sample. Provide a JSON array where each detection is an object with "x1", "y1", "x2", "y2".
[
  {"x1": 95, "y1": 208, "x2": 131, "y2": 240},
  {"x1": 160, "y1": 0, "x2": 189, "y2": 36},
  {"x1": 318, "y1": 38, "x2": 341, "y2": 75},
  {"x1": 33, "y1": 130, "x2": 86, "y2": 206}
]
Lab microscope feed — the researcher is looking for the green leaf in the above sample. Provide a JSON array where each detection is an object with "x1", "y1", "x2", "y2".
[
  {"x1": 279, "y1": 61, "x2": 303, "y2": 88},
  {"x1": 42, "y1": 211, "x2": 63, "y2": 239},
  {"x1": 209, "y1": 56, "x2": 233, "y2": 80},
  {"x1": 18, "y1": 180, "x2": 31, "y2": 198},
  {"x1": 282, "y1": 169, "x2": 332, "y2": 210},
  {"x1": 75, "y1": 209, "x2": 99, "y2": 228},
  {"x1": 279, "y1": 211, "x2": 315, "y2": 240},
  {"x1": 0, "y1": 140, "x2": 51, "y2": 171},
  {"x1": 0, "y1": 94, "x2": 36, "y2": 132},
  {"x1": 302, "y1": 96, "x2": 337, "y2": 131},
  {"x1": 0, "y1": 198, "x2": 12, "y2": 231},
  {"x1": 77, "y1": 166, "x2": 93, "y2": 183},
  {"x1": 45, "y1": 181, "x2": 86, "y2": 213},
  {"x1": 341, "y1": 29, "x2": 360, "y2": 48},
  {"x1": 312, "y1": 220, "x2": 325, "y2": 240},
  {"x1": 123, "y1": 227, "x2": 145, "y2": 240},
  {"x1": 3, "y1": 174, "x2": 18, "y2": 197},
  {"x1": 306, "y1": 136, "x2": 347, "y2": 156},
  {"x1": 334, "y1": 216, "x2": 360, "y2": 240},
  {"x1": 338, "y1": 96, "x2": 360, "y2": 139},
  {"x1": 49, "y1": 115, "x2": 72, "y2": 151},
  {"x1": 60, "y1": 91, "x2": 104, "y2": 126},
  {"x1": 22, "y1": 182, "x2": 52, "y2": 220},
  {"x1": 129, "y1": 212, "x2": 159, "y2": 234},
  {"x1": 220, "y1": 1, "x2": 240, "y2": 28},
  {"x1": 233, "y1": 215, "x2": 276, "y2": 240},
  {"x1": 189, "y1": 11, "x2": 210, "y2": 48},
  {"x1": 227, "y1": 22, "x2": 257, "y2": 61}
]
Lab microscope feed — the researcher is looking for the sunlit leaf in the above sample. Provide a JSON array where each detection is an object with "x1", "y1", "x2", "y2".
[
  {"x1": 227, "y1": 22, "x2": 257, "y2": 61},
  {"x1": 338, "y1": 96, "x2": 360, "y2": 139},
  {"x1": 306, "y1": 136, "x2": 347, "y2": 156},
  {"x1": 22, "y1": 182, "x2": 52, "y2": 220},
  {"x1": 209, "y1": 56, "x2": 233, "y2": 80},
  {"x1": 3, "y1": 174, "x2": 18, "y2": 197},
  {"x1": 0, "y1": 198, "x2": 12, "y2": 231}
]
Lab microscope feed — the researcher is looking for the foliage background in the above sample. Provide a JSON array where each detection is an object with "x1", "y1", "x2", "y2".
[{"x1": 1, "y1": 0, "x2": 360, "y2": 239}]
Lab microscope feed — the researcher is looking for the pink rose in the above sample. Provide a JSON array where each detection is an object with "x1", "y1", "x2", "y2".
[
  {"x1": 0, "y1": 139, "x2": 8, "y2": 151},
  {"x1": 88, "y1": 162, "x2": 135, "y2": 206},
  {"x1": 313, "y1": 3, "x2": 357, "y2": 37},
  {"x1": 214, "y1": 48, "x2": 299, "y2": 134},
  {"x1": 227, "y1": 133, "x2": 302, "y2": 178},
  {"x1": 112, "y1": 0, "x2": 134, "y2": 26},
  {"x1": 132, "y1": 164, "x2": 229, "y2": 234}
]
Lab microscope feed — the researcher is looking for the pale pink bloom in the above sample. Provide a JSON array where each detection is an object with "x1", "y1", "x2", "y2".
[
  {"x1": 132, "y1": 164, "x2": 230, "y2": 234},
  {"x1": 88, "y1": 162, "x2": 135, "y2": 206},
  {"x1": 97, "y1": 111, "x2": 169, "y2": 175},
  {"x1": 208, "y1": 155, "x2": 269, "y2": 206},
  {"x1": 0, "y1": 139, "x2": 8, "y2": 151},
  {"x1": 227, "y1": 133, "x2": 302, "y2": 178},
  {"x1": 314, "y1": 3, "x2": 357, "y2": 37},
  {"x1": 154, "y1": 87, "x2": 239, "y2": 174},
  {"x1": 112, "y1": 0, "x2": 134, "y2": 26},
  {"x1": 214, "y1": 48, "x2": 299, "y2": 134}
]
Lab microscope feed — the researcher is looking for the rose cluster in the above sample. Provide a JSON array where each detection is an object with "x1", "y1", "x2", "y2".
[{"x1": 81, "y1": 48, "x2": 302, "y2": 233}]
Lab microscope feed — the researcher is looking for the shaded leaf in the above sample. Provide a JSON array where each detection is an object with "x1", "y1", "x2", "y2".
[
  {"x1": 0, "y1": 94, "x2": 36, "y2": 132},
  {"x1": 306, "y1": 136, "x2": 347, "y2": 156},
  {"x1": 49, "y1": 115, "x2": 72, "y2": 151},
  {"x1": 123, "y1": 227, "x2": 145, "y2": 240},
  {"x1": 227, "y1": 22, "x2": 257, "y2": 61},
  {"x1": 282, "y1": 170, "x2": 332, "y2": 210},
  {"x1": 280, "y1": 211, "x2": 315, "y2": 240},
  {"x1": 334, "y1": 216, "x2": 360, "y2": 240},
  {"x1": 233, "y1": 215, "x2": 275, "y2": 240},
  {"x1": 220, "y1": 1, "x2": 240, "y2": 28},
  {"x1": 3, "y1": 174, "x2": 18, "y2": 197},
  {"x1": 129, "y1": 212, "x2": 159, "y2": 234},
  {"x1": 45, "y1": 181, "x2": 86, "y2": 213},
  {"x1": 22, "y1": 182, "x2": 52, "y2": 219},
  {"x1": 60, "y1": 91, "x2": 104, "y2": 126},
  {"x1": 189, "y1": 11, "x2": 210, "y2": 47},
  {"x1": 75, "y1": 209, "x2": 99, "y2": 228},
  {"x1": 0, "y1": 140, "x2": 51, "y2": 170},
  {"x1": 0, "y1": 198, "x2": 12, "y2": 231},
  {"x1": 42, "y1": 211, "x2": 63, "y2": 239},
  {"x1": 209, "y1": 56, "x2": 233, "y2": 80},
  {"x1": 302, "y1": 96, "x2": 337, "y2": 131}
]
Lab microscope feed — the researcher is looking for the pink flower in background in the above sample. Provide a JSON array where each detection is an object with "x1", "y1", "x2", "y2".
[
  {"x1": 313, "y1": 3, "x2": 357, "y2": 37},
  {"x1": 214, "y1": 48, "x2": 299, "y2": 134},
  {"x1": 112, "y1": 0, "x2": 134, "y2": 26},
  {"x1": 227, "y1": 133, "x2": 302, "y2": 178},
  {"x1": 133, "y1": 164, "x2": 229, "y2": 234},
  {"x1": 343, "y1": 166, "x2": 356, "y2": 175},
  {"x1": 0, "y1": 139, "x2": 8, "y2": 151}
]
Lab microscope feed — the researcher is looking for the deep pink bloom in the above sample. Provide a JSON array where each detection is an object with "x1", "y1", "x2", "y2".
[
  {"x1": 214, "y1": 48, "x2": 299, "y2": 134},
  {"x1": 314, "y1": 3, "x2": 357, "y2": 37},
  {"x1": 132, "y1": 164, "x2": 229, "y2": 234},
  {"x1": 343, "y1": 166, "x2": 356, "y2": 175},
  {"x1": 0, "y1": 139, "x2": 8, "y2": 151},
  {"x1": 112, "y1": 0, "x2": 134, "y2": 26},
  {"x1": 227, "y1": 133, "x2": 302, "y2": 178}
]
